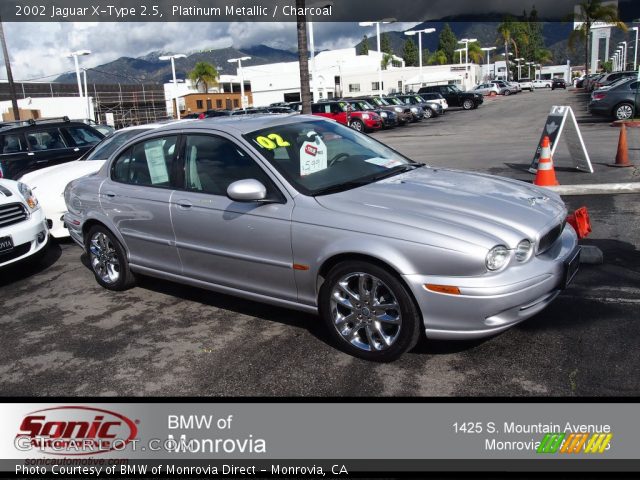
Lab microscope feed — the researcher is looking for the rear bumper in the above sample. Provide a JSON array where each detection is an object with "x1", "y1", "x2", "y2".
[{"x1": 403, "y1": 225, "x2": 579, "y2": 340}]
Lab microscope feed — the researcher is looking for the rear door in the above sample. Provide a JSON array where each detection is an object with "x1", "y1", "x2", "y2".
[
  {"x1": 100, "y1": 133, "x2": 182, "y2": 273},
  {"x1": 24, "y1": 128, "x2": 78, "y2": 170}
]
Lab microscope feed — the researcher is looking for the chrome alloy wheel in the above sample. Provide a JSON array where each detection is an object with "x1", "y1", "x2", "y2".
[
  {"x1": 89, "y1": 232, "x2": 120, "y2": 284},
  {"x1": 616, "y1": 104, "x2": 634, "y2": 120},
  {"x1": 330, "y1": 272, "x2": 402, "y2": 352}
]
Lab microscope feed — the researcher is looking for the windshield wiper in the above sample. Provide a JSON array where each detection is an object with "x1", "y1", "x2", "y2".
[
  {"x1": 368, "y1": 163, "x2": 424, "y2": 182},
  {"x1": 312, "y1": 179, "x2": 371, "y2": 196},
  {"x1": 312, "y1": 164, "x2": 423, "y2": 196}
]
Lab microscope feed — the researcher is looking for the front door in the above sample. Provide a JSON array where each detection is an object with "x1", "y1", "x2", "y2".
[{"x1": 170, "y1": 133, "x2": 296, "y2": 301}]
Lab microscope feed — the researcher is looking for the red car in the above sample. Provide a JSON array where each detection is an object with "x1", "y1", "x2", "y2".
[{"x1": 311, "y1": 101, "x2": 382, "y2": 132}]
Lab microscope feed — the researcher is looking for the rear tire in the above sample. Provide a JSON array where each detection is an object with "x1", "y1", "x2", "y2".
[
  {"x1": 614, "y1": 103, "x2": 634, "y2": 121},
  {"x1": 319, "y1": 260, "x2": 422, "y2": 362},
  {"x1": 85, "y1": 225, "x2": 136, "y2": 291},
  {"x1": 503, "y1": 90, "x2": 511, "y2": 96},
  {"x1": 462, "y1": 99, "x2": 474, "y2": 110}
]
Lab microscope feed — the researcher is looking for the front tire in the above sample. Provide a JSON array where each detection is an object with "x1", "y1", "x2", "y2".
[
  {"x1": 350, "y1": 119, "x2": 364, "y2": 132},
  {"x1": 423, "y1": 107, "x2": 433, "y2": 119},
  {"x1": 85, "y1": 225, "x2": 136, "y2": 291},
  {"x1": 462, "y1": 99, "x2": 474, "y2": 110},
  {"x1": 319, "y1": 261, "x2": 422, "y2": 362}
]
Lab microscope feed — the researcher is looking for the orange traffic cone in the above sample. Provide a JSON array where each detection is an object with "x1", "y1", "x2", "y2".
[
  {"x1": 611, "y1": 124, "x2": 634, "y2": 167},
  {"x1": 534, "y1": 136, "x2": 559, "y2": 186}
]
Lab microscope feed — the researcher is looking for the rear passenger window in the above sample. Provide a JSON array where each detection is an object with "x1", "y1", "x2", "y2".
[
  {"x1": 183, "y1": 134, "x2": 273, "y2": 196},
  {"x1": 112, "y1": 136, "x2": 178, "y2": 187},
  {"x1": 65, "y1": 126, "x2": 102, "y2": 146},
  {"x1": 1, "y1": 134, "x2": 26, "y2": 154},
  {"x1": 25, "y1": 129, "x2": 67, "y2": 151}
]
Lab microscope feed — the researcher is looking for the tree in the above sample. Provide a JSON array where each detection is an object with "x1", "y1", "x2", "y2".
[
  {"x1": 380, "y1": 33, "x2": 392, "y2": 55},
  {"x1": 438, "y1": 23, "x2": 458, "y2": 63},
  {"x1": 468, "y1": 41, "x2": 484, "y2": 64},
  {"x1": 381, "y1": 53, "x2": 393, "y2": 70},
  {"x1": 187, "y1": 61, "x2": 219, "y2": 93},
  {"x1": 403, "y1": 38, "x2": 418, "y2": 66},
  {"x1": 295, "y1": 0, "x2": 312, "y2": 114},
  {"x1": 428, "y1": 49, "x2": 448, "y2": 65},
  {"x1": 497, "y1": 17, "x2": 518, "y2": 81},
  {"x1": 360, "y1": 35, "x2": 369, "y2": 55},
  {"x1": 569, "y1": 0, "x2": 626, "y2": 73}
]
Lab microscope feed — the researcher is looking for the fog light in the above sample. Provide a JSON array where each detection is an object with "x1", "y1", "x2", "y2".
[{"x1": 37, "y1": 231, "x2": 46, "y2": 243}]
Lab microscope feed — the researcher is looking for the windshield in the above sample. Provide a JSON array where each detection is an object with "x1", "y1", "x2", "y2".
[
  {"x1": 386, "y1": 97, "x2": 404, "y2": 106},
  {"x1": 351, "y1": 101, "x2": 374, "y2": 111},
  {"x1": 82, "y1": 128, "x2": 152, "y2": 161},
  {"x1": 243, "y1": 120, "x2": 418, "y2": 196},
  {"x1": 414, "y1": 95, "x2": 428, "y2": 102},
  {"x1": 447, "y1": 85, "x2": 461, "y2": 93},
  {"x1": 370, "y1": 97, "x2": 389, "y2": 107}
]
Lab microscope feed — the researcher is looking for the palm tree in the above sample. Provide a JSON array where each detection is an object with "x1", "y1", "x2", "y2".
[
  {"x1": 468, "y1": 42, "x2": 484, "y2": 64},
  {"x1": 428, "y1": 50, "x2": 448, "y2": 65},
  {"x1": 569, "y1": 0, "x2": 626, "y2": 73},
  {"x1": 296, "y1": 0, "x2": 312, "y2": 114},
  {"x1": 187, "y1": 61, "x2": 219, "y2": 93},
  {"x1": 497, "y1": 17, "x2": 520, "y2": 81}
]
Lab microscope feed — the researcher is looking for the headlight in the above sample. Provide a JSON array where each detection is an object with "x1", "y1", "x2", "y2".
[
  {"x1": 362, "y1": 113, "x2": 370, "y2": 119},
  {"x1": 486, "y1": 245, "x2": 509, "y2": 271},
  {"x1": 410, "y1": 107, "x2": 418, "y2": 113},
  {"x1": 515, "y1": 240, "x2": 533, "y2": 262},
  {"x1": 394, "y1": 107, "x2": 403, "y2": 113},
  {"x1": 380, "y1": 111, "x2": 388, "y2": 117},
  {"x1": 17, "y1": 182, "x2": 38, "y2": 210}
]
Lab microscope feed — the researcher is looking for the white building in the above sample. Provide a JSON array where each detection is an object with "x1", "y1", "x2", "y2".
[
  {"x1": 235, "y1": 48, "x2": 481, "y2": 107},
  {"x1": 480, "y1": 61, "x2": 572, "y2": 82},
  {"x1": 0, "y1": 96, "x2": 93, "y2": 120}
]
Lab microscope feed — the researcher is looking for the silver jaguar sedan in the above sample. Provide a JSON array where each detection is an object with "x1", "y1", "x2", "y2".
[{"x1": 64, "y1": 115, "x2": 580, "y2": 361}]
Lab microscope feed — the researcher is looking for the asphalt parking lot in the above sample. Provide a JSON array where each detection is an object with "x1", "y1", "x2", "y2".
[{"x1": 2, "y1": 89, "x2": 639, "y2": 397}]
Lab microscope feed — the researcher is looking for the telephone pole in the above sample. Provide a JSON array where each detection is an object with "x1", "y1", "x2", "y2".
[{"x1": 0, "y1": 17, "x2": 20, "y2": 120}]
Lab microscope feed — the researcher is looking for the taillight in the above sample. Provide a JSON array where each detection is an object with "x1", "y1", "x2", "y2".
[{"x1": 593, "y1": 92, "x2": 607, "y2": 100}]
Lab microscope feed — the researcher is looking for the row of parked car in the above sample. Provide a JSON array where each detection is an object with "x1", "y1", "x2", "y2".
[
  {"x1": 586, "y1": 73, "x2": 640, "y2": 120},
  {"x1": 470, "y1": 78, "x2": 566, "y2": 97}
]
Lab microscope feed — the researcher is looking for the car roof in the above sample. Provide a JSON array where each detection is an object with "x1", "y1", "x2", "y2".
[
  {"x1": 0, "y1": 120, "x2": 91, "y2": 133},
  {"x1": 146, "y1": 113, "x2": 312, "y2": 136}
]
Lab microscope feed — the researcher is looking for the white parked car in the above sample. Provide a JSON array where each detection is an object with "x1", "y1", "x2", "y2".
[
  {"x1": 518, "y1": 78, "x2": 534, "y2": 91},
  {"x1": 471, "y1": 83, "x2": 501, "y2": 96},
  {"x1": 18, "y1": 123, "x2": 175, "y2": 238},
  {"x1": 532, "y1": 79, "x2": 553, "y2": 88},
  {"x1": 0, "y1": 179, "x2": 48, "y2": 267}
]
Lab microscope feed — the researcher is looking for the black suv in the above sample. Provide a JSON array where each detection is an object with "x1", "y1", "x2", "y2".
[
  {"x1": 418, "y1": 85, "x2": 483, "y2": 110},
  {"x1": 0, "y1": 117, "x2": 104, "y2": 179}
]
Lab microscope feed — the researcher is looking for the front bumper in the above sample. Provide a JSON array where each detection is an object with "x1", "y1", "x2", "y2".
[
  {"x1": 0, "y1": 208, "x2": 48, "y2": 267},
  {"x1": 364, "y1": 119, "x2": 383, "y2": 130},
  {"x1": 403, "y1": 225, "x2": 579, "y2": 340}
]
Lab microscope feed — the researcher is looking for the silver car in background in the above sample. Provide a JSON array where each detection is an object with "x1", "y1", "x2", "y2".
[{"x1": 64, "y1": 115, "x2": 580, "y2": 361}]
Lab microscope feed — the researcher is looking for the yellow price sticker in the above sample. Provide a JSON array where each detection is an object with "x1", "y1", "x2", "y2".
[{"x1": 255, "y1": 133, "x2": 291, "y2": 150}]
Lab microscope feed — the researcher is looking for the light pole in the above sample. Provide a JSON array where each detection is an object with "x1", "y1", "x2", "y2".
[
  {"x1": 455, "y1": 48, "x2": 465, "y2": 65},
  {"x1": 65, "y1": 50, "x2": 91, "y2": 100},
  {"x1": 359, "y1": 19, "x2": 394, "y2": 97},
  {"x1": 159, "y1": 53, "x2": 186, "y2": 119},
  {"x1": 501, "y1": 52, "x2": 513, "y2": 80},
  {"x1": 458, "y1": 38, "x2": 477, "y2": 69},
  {"x1": 619, "y1": 41, "x2": 628, "y2": 70},
  {"x1": 81, "y1": 68, "x2": 90, "y2": 119},
  {"x1": 633, "y1": 26, "x2": 639, "y2": 71},
  {"x1": 228, "y1": 56, "x2": 251, "y2": 109},
  {"x1": 515, "y1": 58, "x2": 524, "y2": 80},
  {"x1": 404, "y1": 28, "x2": 435, "y2": 87},
  {"x1": 526, "y1": 61, "x2": 534, "y2": 78},
  {"x1": 481, "y1": 47, "x2": 496, "y2": 80}
]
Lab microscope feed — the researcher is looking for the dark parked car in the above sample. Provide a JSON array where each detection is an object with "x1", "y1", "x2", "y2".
[
  {"x1": 352, "y1": 96, "x2": 413, "y2": 125},
  {"x1": 589, "y1": 77, "x2": 640, "y2": 120},
  {"x1": 384, "y1": 97, "x2": 424, "y2": 122},
  {"x1": 551, "y1": 78, "x2": 567, "y2": 90},
  {"x1": 592, "y1": 71, "x2": 638, "y2": 90},
  {"x1": 418, "y1": 85, "x2": 483, "y2": 110},
  {"x1": 0, "y1": 117, "x2": 104, "y2": 180},
  {"x1": 343, "y1": 99, "x2": 398, "y2": 129},
  {"x1": 391, "y1": 94, "x2": 443, "y2": 119}
]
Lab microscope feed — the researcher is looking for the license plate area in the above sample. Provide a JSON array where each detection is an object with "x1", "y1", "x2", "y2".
[
  {"x1": 0, "y1": 236, "x2": 14, "y2": 254},
  {"x1": 563, "y1": 246, "x2": 581, "y2": 289}
]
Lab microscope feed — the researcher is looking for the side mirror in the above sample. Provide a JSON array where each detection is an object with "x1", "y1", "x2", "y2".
[{"x1": 227, "y1": 179, "x2": 267, "y2": 202}]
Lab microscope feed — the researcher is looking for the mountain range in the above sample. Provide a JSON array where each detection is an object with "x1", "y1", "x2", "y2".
[{"x1": 55, "y1": 20, "x2": 627, "y2": 84}]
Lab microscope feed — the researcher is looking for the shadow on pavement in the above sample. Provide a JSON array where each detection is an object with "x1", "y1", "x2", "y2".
[{"x1": 0, "y1": 241, "x2": 62, "y2": 287}]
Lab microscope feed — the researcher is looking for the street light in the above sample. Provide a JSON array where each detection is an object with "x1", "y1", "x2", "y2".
[
  {"x1": 404, "y1": 28, "x2": 435, "y2": 86},
  {"x1": 359, "y1": 19, "x2": 395, "y2": 97},
  {"x1": 458, "y1": 38, "x2": 477, "y2": 68},
  {"x1": 159, "y1": 53, "x2": 186, "y2": 119},
  {"x1": 454, "y1": 48, "x2": 465, "y2": 65},
  {"x1": 619, "y1": 41, "x2": 628, "y2": 70},
  {"x1": 633, "y1": 26, "x2": 639, "y2": 71},
  {"x1": 481, "y1": 47, "x2": 496, "y2": 80},
  {"x1": 228, "y1": 56, "x2": 251, "y2": 109},
  {"x1": 65, "y1": 50, "x2": 91, "y2": 101},
  {"x1": 515, "y1": 58, "x2": 524, "y2": 80},
  {"x1": 525, "y1": 61, "x2": 534, "y2": 78},
  {"x1": 501, "y1": 52, "x2": 513, "y2": 80}
]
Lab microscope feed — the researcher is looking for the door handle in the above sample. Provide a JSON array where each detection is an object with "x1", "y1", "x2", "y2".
[
  {"x1": 176, "y1": 199, "x2": 193, "y2": 209},
  {"x1": 103, "y1": 191, "x2": 116, "y2": 198},
  {"x1": 73, "y1": 148, "x2": 80, "y2": 152}
]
